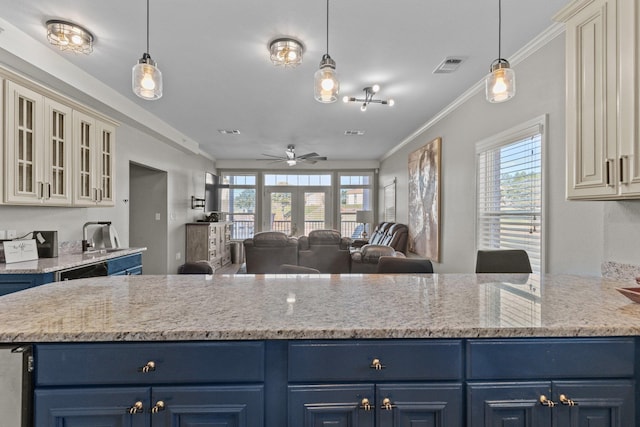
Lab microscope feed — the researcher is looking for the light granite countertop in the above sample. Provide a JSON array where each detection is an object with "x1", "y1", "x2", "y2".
[
  {"x1": 0, "y1": 273, "x2": 640, "y2": 342},
  {"x1": 0, "y1": 247, "x2": 146, "y2": 274}
]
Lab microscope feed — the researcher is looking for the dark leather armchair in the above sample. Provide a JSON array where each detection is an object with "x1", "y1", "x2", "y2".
[
  {"x1": 243, "y1": 231, "x2": 298, "y2": 273},
  {"x1": 351, "y1": 222, "x2": 408, "y2": 253},
  {"x1": 298, "y1": 230, "x2": 351, "y2": 273},
  {"x1": 177, "y1": 261, "x2": 214, "y2": 274},
  {"x1": 350, "y1": 245, "x2": 406, "y2": 273}
]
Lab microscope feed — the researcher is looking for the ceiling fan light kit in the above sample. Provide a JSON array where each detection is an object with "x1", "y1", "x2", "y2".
[
  {"x1": 132, "y1": 0, "x2": 163, "y2": 100},
  {"x1": 269, "y1": 37, "x2": 304, "y2": 67},
  {"x1": 45, "y1": 20, "x2": 94, "y2": 54},
  {"x1": 314, "y1": 0, "x2": 339, "y2": 103},
  {"x1": 343, "y1": 85, "x2": 395, "y2": 111},
  {"x1": 485, "y1": 0, "x2": 515, "y2": 103}
]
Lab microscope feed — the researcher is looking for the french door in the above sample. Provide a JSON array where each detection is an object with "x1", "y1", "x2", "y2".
[{"x1": 264, "y1": 187, "x2": 331, "y2": 237}]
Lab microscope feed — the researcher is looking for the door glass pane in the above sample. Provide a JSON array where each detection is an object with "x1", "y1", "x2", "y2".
[
  {"x1": 304, "y1": 192, "x2": 326, "y2": 234},
  {"x1": 269, "y1": 192, "x2": 292, "y2": 235}
]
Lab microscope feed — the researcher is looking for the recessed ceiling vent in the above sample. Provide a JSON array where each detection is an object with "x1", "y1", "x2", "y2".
[
  {"x1": 344, "y1": 130, "x2": 365, "y2": 136},
  {"x1": 433, "y1": 56, "x2": 466, "y2": 74},
  {"x1": 218, "y1": 129, "x2": 240, "y2": 135}
]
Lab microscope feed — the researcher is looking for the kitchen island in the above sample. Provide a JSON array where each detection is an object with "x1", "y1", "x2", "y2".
[{"x1": 0, "y1": 273, "x2": 638, "y2": 426}]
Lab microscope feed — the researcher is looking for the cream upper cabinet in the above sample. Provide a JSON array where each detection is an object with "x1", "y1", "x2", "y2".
[
  {"x1": 556, "y1": 0, "x2": 640, "y2": 199},
  {"x1": 72, "y1": 111, "x2": 115, "y2": 207},
  {"x1": 4, "y1": 80, "x2": 73, "y2": 205}
]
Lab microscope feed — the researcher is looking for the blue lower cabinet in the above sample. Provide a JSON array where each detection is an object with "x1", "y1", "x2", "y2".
[
  {"x1": 35, "y1": 387, "x2": 151, "y2": 427},
  {"x1": 467, "y1": 380, "x2": 635, "y2": 427},
  {"x1": 108, "y1": 253, "x2": 143, "y2": 276},
  {"x1": 376, "y1": 384, "x2": 463, "y2": 427},
  {"x1": 35, "y1": 385, "x2": 263, "y2": 427},
  {"x1": 0, "y1": 272, "x2": 55, "y2": 296},
  {"x1": 289, "y1": 384, "x2": 375, "y2": 427}
]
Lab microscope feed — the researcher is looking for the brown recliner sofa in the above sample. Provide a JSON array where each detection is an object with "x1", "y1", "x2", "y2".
[
  {"x1": 350, "y1": 222, "x2": 409, "y2": 272},
  {"x1": 243, "y1": 231, "x2": 298, "y2": 273},
  {"x1": 298, "y1": 229, "x2": 351, "y2": 273}
]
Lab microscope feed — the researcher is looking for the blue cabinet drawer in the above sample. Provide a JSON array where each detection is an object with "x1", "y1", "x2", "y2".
[
  {"x1": 467, "y1": 338, "x2": 635, "y2": 380},
  {"x1": 288, "y1": 340, "x2": 462, "y2": 382},
  {"x1": 35, "y1": 341, "x2": 264, "y2": 386},
  {"x1": 107, "y1": 253, "x2": 142, "y2": 275}
]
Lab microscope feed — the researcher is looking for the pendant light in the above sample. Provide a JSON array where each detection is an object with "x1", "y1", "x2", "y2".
[
  {"x1": 132, "y1": 0, "x2": 163, "y2": 100},
  {"x1": 485, "y1": 0, "x2": 515, "y2": 103},
  {"x1": 314, "y1": 0, "x2": 339, "y2": 103}
]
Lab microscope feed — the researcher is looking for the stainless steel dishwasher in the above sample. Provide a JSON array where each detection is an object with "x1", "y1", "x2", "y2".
[{"x1": 0, "y1": 345, "x2": 32, "y2": 427}]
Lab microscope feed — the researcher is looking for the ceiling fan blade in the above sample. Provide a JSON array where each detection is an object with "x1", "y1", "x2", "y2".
[
  {"x1": 297, "y1": 152, "x2": 320, "y2": 159},
  {"x1": 303, "y1": 156, "x2": 327, "y2": 161},
  {"x1": 260, "y1": 153, "x2": 286, "y2": 159}
]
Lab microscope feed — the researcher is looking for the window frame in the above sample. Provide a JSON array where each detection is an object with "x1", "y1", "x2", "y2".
[{"x1": 475, "y1": 115, "x2": 547, "y2": 274}]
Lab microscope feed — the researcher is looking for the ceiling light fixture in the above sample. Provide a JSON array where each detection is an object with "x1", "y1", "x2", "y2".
[
  {"x1": 132, "y1": 0, "x2": 162, "y2": 100},
  {"x1": 45, "y1": 20, "x2": 94, "y2": 54},
  {"x1": 314, "y1": 0, "x2": 339, "y2": 103},
  {"x1": 343, "y1": 85, "x2": 395, "y2": 112},
  {"x1": 269, "y1": 37, "x2": 304, "y2": 67},
  {"x1": 485, "y1": 0, "x2": 515, "y2": 103}
]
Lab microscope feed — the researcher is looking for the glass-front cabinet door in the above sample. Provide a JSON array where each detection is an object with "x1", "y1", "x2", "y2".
[
  {"x1": 4, "y1": 81, "x2": 73, "y2": 206},
  {"x1": 73, "y1": 111, "x2": 115, "y2": 207}
]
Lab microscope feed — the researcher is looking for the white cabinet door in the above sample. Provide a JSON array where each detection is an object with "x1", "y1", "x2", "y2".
[
  {"x1": 73, "y1": 111, "x2": 115, "y2": 207},
  {"x1": 43, "y1": 98, "x2": 73, "y2": 205},
  {"x1": 562, "y1": 0, "x2": 619, "y2": 199}
]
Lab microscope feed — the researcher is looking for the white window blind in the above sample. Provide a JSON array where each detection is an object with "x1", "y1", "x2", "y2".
[{"x1": 476, "y1": 119, "x2": 544, "y2": 274}]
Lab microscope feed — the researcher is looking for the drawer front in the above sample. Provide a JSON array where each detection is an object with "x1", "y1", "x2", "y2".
[
  {"x1": 467, "y1": 338, "x2": 635, "y2": 380},
  {"x1": 107, "y1": 253, "x2": 142, "y2": 275},
  {"x1": 289, "y1": 340, "x2": 462, "y2": 382},
  {"x1": 36, "y1": 341, "x2": 264, "y2": 386}
]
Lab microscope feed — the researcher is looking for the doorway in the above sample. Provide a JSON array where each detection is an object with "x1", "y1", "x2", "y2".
[
  {"x1": 264, "y1": 187, "x2": 331, "y2": 237},
  {"x1": 129, "y1": 162, "x2": 168, "y2": 274}
]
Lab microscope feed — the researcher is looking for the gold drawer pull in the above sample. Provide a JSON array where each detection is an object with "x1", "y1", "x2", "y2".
[
  {"x1": 559, "y1": 394, "x2": 577, "y2": 406},
  {"x1": 370, "y1": 358, "x2": 385, "y2": 370},
  {"x1": 151, "y1": 400, "x2": 165, "y2": 413},
  {"x1": 381, "y1": 398, "x2": 395, "y2": 411},
  {"x1": 128, "y1": 401, "x2": 144, "y2": 414},
  {"x1": 139, "y1": 361, "x2": 156, "y2": 373},
  {"x1": 539, "y1": 395, "x2": 556, "y2": 407},
  {"x1": 360, "y1": 398, "x2": 372, "y2": 411}
]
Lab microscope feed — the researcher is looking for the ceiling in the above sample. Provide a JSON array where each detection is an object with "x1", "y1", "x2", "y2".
[{"x1": 0, "y1": 0, "x2": 570, "y2": 163}]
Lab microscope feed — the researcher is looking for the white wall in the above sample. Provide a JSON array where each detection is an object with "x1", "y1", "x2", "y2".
[{"x1": 379, "y1": 33, "x2": 609, "y2": 275}]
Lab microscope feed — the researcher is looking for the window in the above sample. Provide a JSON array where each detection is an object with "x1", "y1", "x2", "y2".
[
  {"x1": 476, "y1": 117, "x2": 545, "y2": 274},
  {"x1": 220, "y1": 173, "x2": 257, "y2": 240},
  {"x1": 338, "y1": 172, "x2": 374, "y2": 239}
]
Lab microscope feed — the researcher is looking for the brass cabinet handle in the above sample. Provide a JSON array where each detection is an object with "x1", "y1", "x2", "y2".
[
  {"x1": 360, "y1": 398, "x2": 372, "y2": 411},
  {"x1": 151, "y1": 400, "x2": 165, "y2": 413},
  {"x1": 128, "y1": 401, "x2": 144, "y2": 414},
  {"x1": 138, "y1": 361, "x2": 156, "y2": 373},
  {"x1": 559, "y1": 394, "x2": 577, "y2": 406},
  {"x1": 381, "y1": 397, "x2": 395, "y2": 411},
  {"x1": 370, "y1": 358, "x2": 385, "y2": 370},
  {"x1": 539, "y1": 395, "x2": 556, "y2": 407}
]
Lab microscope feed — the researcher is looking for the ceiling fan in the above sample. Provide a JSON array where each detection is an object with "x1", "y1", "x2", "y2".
[{"x1": 258, "y1": 144, "x2": 327, "y2": 166}]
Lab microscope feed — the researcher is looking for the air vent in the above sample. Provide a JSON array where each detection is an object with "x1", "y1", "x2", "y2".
[
  {"x1": 433, "y1": 56, "x2": 466, "y2": 74},
  {"x1": 344, "y1": 130, "x2": 365, "y2": 136},
  {"x1": 218, "y1": 129, "x2": 240, "y2": 135}
]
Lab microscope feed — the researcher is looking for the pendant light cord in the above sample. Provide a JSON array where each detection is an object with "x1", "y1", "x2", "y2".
[
  {"x1": 497, "y1": 0, "x2": 501, "y2": 60},
  {"x1": 325, "y1": 0, "x2": 329, "y2": 55},
  {"x1": 146, "y1": 0, "x2": 150, "y2": 54}
]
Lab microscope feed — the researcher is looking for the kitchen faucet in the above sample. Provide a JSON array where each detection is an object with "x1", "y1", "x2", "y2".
[{"x1": 82, "y1": 221, "x2": 112, "y2": 252}]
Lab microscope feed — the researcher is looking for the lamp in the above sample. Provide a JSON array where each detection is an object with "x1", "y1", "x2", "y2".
[
  {"x1": 46, "y1": 20, "x2": 94, "y2": 54},
  {"x1": 314, "y1": 0, "x2": 339, "y2": 103},
  {"x1": 269, "y1": 37, "x2": 304, "y2": 67},
  {"x1": 343, "y1": 85, "x2": 395, "y2": 111},
  {"x1": 132, "y1": 0, "x2": 163, "y2": 100},
  {"x1": 356, "y1": 210, "x2": 374, "y2": 239},
  {"x1": 485, "y1": 0, "x2": 515, "y2": 103}
]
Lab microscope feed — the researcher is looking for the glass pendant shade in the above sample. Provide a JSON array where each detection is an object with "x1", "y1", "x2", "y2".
[
  {"x1": 485, "y1": 59, "x2": 515, "y2": 103},
  {"x1": 132, "y1": 53, "x2": 163, "y2": 100},
  {"x1": 314, "y1": 54, "x2": 339, "y2": 103}
]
